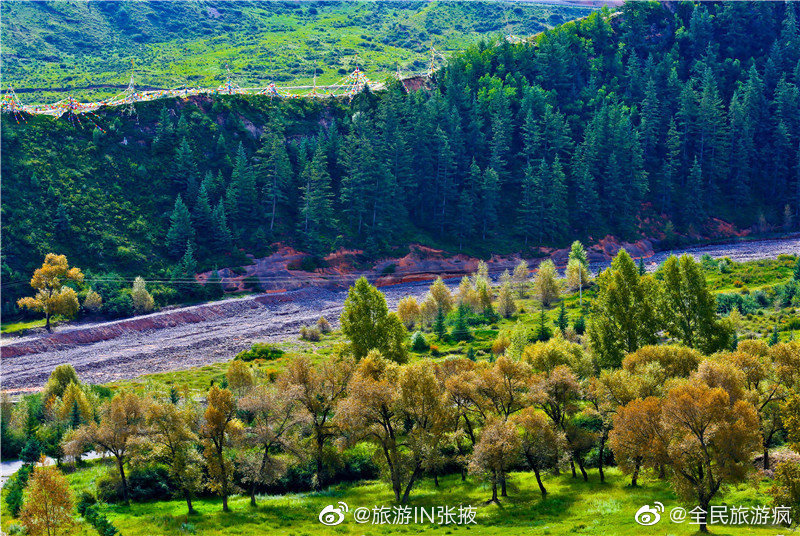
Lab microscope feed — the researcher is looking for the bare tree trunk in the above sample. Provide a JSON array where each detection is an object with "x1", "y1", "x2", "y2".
[
  {"x1": 631, "y1": 457, "x2": 642, "y2": 487},
  {"x1": 598, "y1": 435, "x2": 606, "y2": 483},
  {"x1": 533, "y1": 467, "x2": 547, "y2": 496},
  {"x1": 117, "y1": 457, "x2": 129, "y2": 503}
]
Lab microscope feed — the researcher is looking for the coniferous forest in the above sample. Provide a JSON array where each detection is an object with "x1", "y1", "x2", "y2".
[{"x1": 3, "y1": 1, "x2": 800, "y2": 315}]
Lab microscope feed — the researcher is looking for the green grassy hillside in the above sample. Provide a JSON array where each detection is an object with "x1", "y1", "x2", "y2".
[{"x1": 2, "y1": 1, "x2": 594, "y2": 103}]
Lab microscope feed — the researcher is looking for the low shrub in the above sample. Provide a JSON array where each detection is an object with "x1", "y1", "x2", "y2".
[
  {"x1": 235, "y1": 343, "x2": 284, "y2": 362},
  {"x1": 4, "y1": 464, "x2": 32, "y2": 517},
  {"x1": 411, "y1": 331, "x2": 429, "y2": 352},
  {"x1": 242, "y1": 275, "x2": 261, "y2": 290},
  {"x1": 316, "y1": 316, "x2": 332, "y2": 334},
  {"x1": 76, "y1": 491, "x2": 97, "y2": 516},
  {"x1": 300, "y1": 325, "x2": 321, "y2": 341},
  {"x1": 84, "y1": 504, "x2": 119, "y2": 536},
  {"x1": 103, "y1": 293, "x2": 135, "y2": 319},
  {"x1": 717, "y1": 292, "x2": 759, "y2": 315},
  {"x1": 97, "y1": 465, "x2": 175, "y2": 503}
]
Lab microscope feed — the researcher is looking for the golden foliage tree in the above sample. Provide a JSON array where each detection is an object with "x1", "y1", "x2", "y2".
[
  {"x1": 201, "y1": 385, "x2": 243, "y2": 512},
  {"x1": 20, "y1": 461, "x2": 75, "y2": 536},
  {"x1": 82, "y1": 290, "x2": 103, "y2": 314},
  {"x1": 226, "y1": 360, "x2": 254, "y2": 397},
  {"x1": 67, "y1": 392, "x2": 144, "y2": 503},
  {"x1": 513, "y1": 408, "x2": 566, "y2": 496},
  {"x1": 608, "y1": 397, "x2": 665, "y2": 486},
  {"x1": 238, "y1": 383, "x2": 302, "y2": 506},
  {"x1": 429, "y1": 276, "x2": 454, "y2": 314},
  {"x1": 280, "y1": 355, "x2": 353, "y2": 488},
  {"x1": 468, "y1": 418, "x2": 521, "y2": 502},
  {"x1": 533, "y1": 259, "x2": 560, "y2": 307},
  {"x1": 661, "y1": 382, "x2": 761, "y2": 533},
  {"x1": 17, "y1": 254, "x2": 84, "y2": 332},
  {"x1": 131, "y1": 276, "x2": 155, "y2": 314},
  {"x1": 497, "y1": 279, "x2": 517, "y2": 318},
  {"x1": 512, "y1": 260, "x2": 529, "y2": 298},
  {"x1": 396, "y1": 296, "x2": 421, "y2": 329},
  {"x1": 337, "y1": 353, "x2": 449, "y2": 503},
  {"x1": 142, "y1": 398, "x2": 204, "y2": 515}
]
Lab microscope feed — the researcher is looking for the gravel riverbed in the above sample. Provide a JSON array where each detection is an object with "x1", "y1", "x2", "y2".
[{"x1": 2, "y1": 236, "x2": 797, "y2": 393}]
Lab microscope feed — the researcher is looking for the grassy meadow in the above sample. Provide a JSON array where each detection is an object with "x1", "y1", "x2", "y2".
[{"x1": 0, "y1": 463, "x2": 786, "y2": 536}]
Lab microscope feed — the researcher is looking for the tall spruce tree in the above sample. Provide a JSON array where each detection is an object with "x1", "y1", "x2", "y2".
[{"x1": 166, "y1": 195, "x2": 195, "y2": 258}]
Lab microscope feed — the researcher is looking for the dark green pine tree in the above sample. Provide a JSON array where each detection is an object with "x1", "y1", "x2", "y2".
[
  {"x1": 166, "y1": 195, "x2": 195, "y2": 258},
  {"x1": 451, "y1": 304, "x2": 472, "y2": 341},
  {"x1": 435, "y1": 127, "x2": 457, "y2": 235},
  {"x1": 176, "y1": 114, "x2": 190, "y2": 141},
  {"x1": 214, "y1": 133, "x2": 232, "y2": 171},
  {"x1": 211, "y1": 201, "x2": 232, "y2": 253},
  {"x1": 256, "y1": 132, "x2": 293, "y2": 232},
  {"x1": 153, "y1": 107, "x2": 174, "y2": 153},
  {"x1": 695, "y1": 67, "x2": 729, "y2": 207},
  {"x1": 488, "y1": 84, "x2": 512, "y2": 183},
  {"x1": 682, "y1": 157, "x2": 705, "y2": 226},
  {"x1": 172, "y1": 137, "x2": 199, "y2": 199},
  {"x1": 205, "y1": 269, "x2": 224, "y2": 299},
  {"x1": 172, "y1": 240, "x2": 199, "y2": 298},
  {"x1": 640, "y1": 77, "x2": 662, "y2": 175},
  {"x1": 54, "y1": 204, "x2": 71, "y2": 237},
  {"x1": 340, "y1": 130, "x2": 376, "y2": 239},
  {"x1": 199, "y1": 171, "x2": 218, "y2": 201},
  {"x1": 69, "y1": 399, "x2": 82, "y2": 428},
  {"x1": 658, "y1": 117, "x2": 680, "y2": 212},
  {"x1": 556, "y1": 301, "x2": 568, "y2": 333},
  {"x1": 231, "y1": 142, "x2": 259, "y2": 233},
  {"x1": 480, "y1": 167, "x2": 500, "y2": 240},
  {"x1": 455, "y1": 189, "x2": 476, "y2": 251},
  {"x1": 192, "y1": 185, "x2": 214, "y2": 245},
  {"x1": 518, "y1": 164, "x2": 539, "y2": 246},
  {"x1": 539, "y1": 104, "x2": 573, "y2": 165},
  {"x1": 572, "y1": 151, "x2": 601, "y2": 234},
  {"x1": 434, "y1": 308, "x2": 447, "y2": 341},
  {"x1": 545, "y1": 156, "x2": 568, "y2": 242},
  {"x1": 537, "y1": 306, "x2": 552, "y2": 342},
  {"x1": 299, "y1": 142, "x2": 335, "y2": 254}
]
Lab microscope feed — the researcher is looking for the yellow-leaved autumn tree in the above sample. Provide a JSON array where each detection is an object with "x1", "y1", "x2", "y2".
[
  {"x1": 17, "y1": 254, "x2": 84, "y2": 332},
  {"x1": 20, "y1": 460, "x2": 75, "y2": 536}
]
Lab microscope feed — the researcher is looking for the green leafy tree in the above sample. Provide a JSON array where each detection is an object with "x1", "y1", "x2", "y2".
[
  {"x1": 340, "y1": 277, "x2": 408, "y2": 363},
  {"x1": 589, "y1": 249, "x2": 660, "y2": 367},
  {"x1": 660, "y1": 255, "x2": 734, "y2": 353}
]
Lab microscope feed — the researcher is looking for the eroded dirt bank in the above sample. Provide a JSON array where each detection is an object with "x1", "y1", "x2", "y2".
[{"x1": 2, "y1": 236, "x2": 798, "y2": 393}]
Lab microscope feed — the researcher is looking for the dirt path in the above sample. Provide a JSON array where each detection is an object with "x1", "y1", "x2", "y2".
[{"x1": 2, "y1": 236, "x2": 797, "y2": 393}]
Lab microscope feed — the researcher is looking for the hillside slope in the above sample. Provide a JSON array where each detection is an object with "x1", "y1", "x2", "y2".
[{"x1": 2, "y1": 0, "x2": 594, "y2": 103}]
